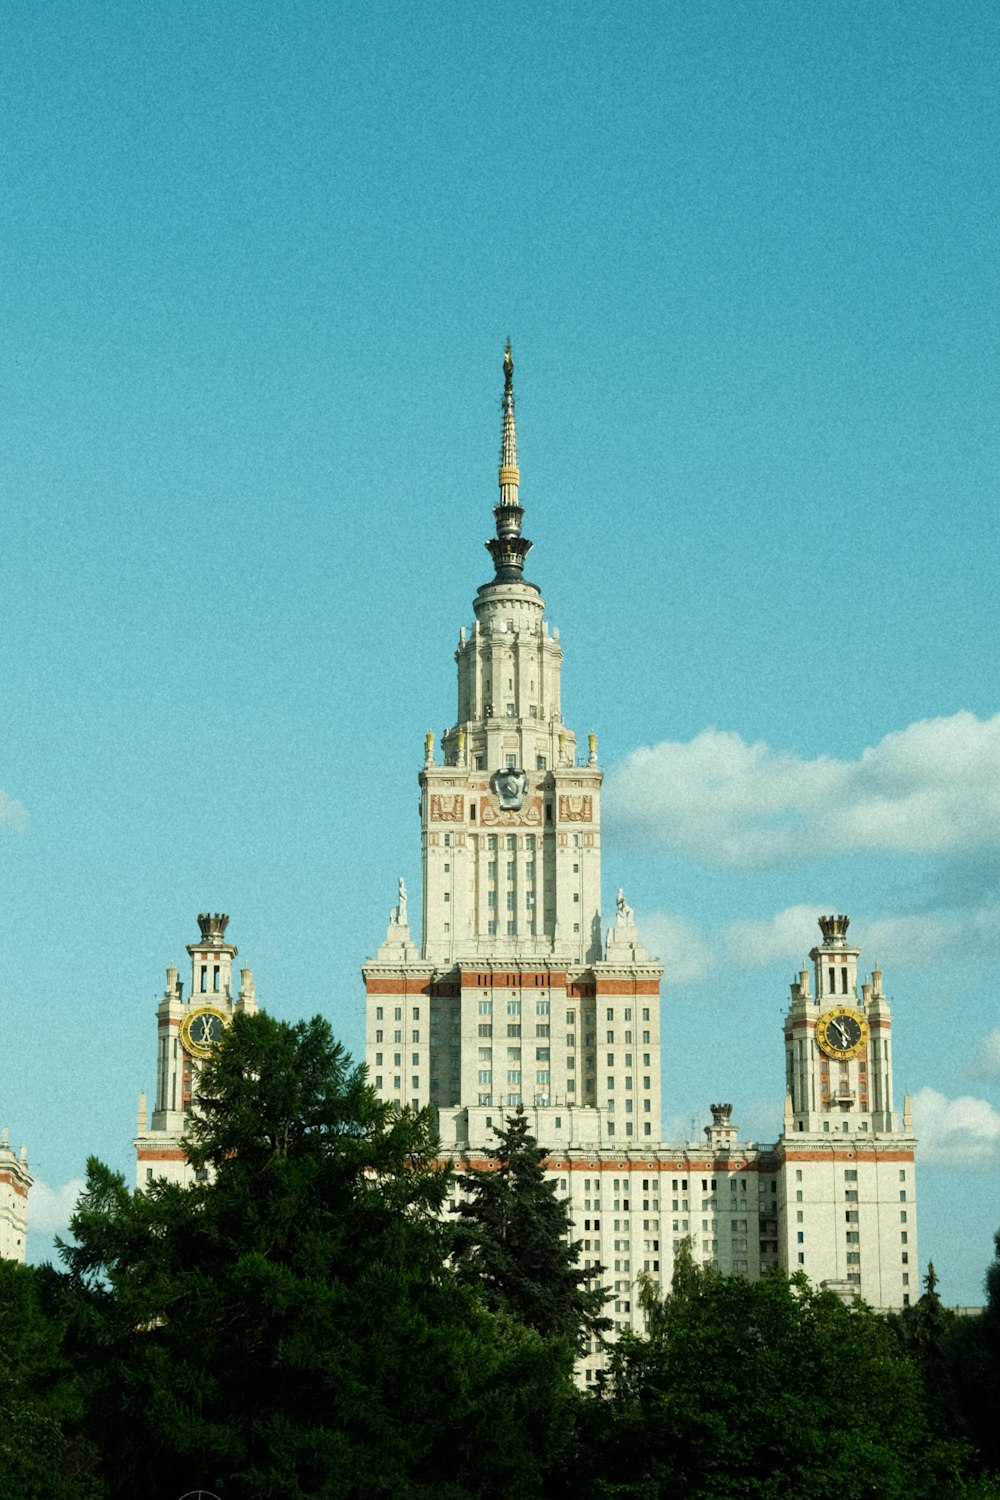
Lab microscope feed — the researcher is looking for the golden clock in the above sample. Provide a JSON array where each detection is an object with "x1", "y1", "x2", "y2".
[
  {"x1": 816, "y1": 1006, "x2": 869, "y2": 1061},
  {"x1": 179, "y1": 1005, "x2": 229, "y2": 1059}
]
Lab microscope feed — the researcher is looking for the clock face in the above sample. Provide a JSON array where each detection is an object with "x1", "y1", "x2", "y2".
[
  {"x1": 816, "y1": 1006, "x2": 869, "y2": 1061},
  {"x1": 179, "y1": 1005, "x2": 229, "y2": 1059}
]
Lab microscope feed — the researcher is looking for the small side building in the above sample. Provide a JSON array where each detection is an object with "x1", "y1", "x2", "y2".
[{"x1": 0, "y1": 1127, "x2": 30, "y2": 1262}]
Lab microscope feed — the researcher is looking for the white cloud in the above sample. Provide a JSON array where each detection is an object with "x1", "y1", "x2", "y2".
[
  {"x1": 29, "y1": 1178, "x2": 85, "y2": 1234},
  {"x1": 641, "y1": 911, "x2": 713, "y2": 983},
  {"x1": 971, "y1": 1029, "x2": 1000, "y2": 1082},
  {"x1": 720, "y1": 904, "x2": 834, "y2": 968},
  {"x1": 911, "y1": 1087, "x2": 1000, "y2": 1168},
  {"x1": 635, "y1": 896, "x2": 1000, "y2": 988},
  {"x1": 605, "y1": 712, "x2": 1000, "y2": 868},
  {"x1": 0, "y1": 790, "x2": 28, "y2": 833}
]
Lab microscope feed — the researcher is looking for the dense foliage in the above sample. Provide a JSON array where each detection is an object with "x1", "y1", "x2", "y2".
[
  {"x1": 582, "y1": 1243, "x2": 966, "y2": 1499},
  {"x1": 1, "y1": 1016, "x2": 998, "y2": 1499}
]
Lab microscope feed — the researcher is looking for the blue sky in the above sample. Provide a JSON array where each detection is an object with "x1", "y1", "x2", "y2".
[{"x1": 1, "y1": 2, "x2": 998, "y2": 1302}]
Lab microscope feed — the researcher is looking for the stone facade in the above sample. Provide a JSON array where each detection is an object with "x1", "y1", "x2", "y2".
[{"x1": 0, "y1": 1127, "x2": 30, "y2": 1262}]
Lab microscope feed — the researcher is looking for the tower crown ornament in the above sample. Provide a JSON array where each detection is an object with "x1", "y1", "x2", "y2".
[
  {"x1": 196, "y1": 912, "x2": 230, "y2": 944},
  {"x1": 485, "y1": 341, "x2": 533, "y2": 584},
  {"x1": 818, "y1": 913, "x2": 850, "y2": 945}
]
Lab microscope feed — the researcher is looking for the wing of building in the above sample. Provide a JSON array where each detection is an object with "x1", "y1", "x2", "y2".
[
  {"x1": 0, "y1": 1127, "x2": 30, "y2": 1262},
  {"x1": 361, "y1": 345, "x2": 918, "y2": 1380}
]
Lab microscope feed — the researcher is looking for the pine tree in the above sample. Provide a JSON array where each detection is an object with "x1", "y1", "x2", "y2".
[{"x1": 451, "y1": 1106, "x2": 610, "y2": 1353}]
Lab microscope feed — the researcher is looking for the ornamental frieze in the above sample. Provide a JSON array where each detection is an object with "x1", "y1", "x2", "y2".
[
  {"x1": 558, "y1": 793, "x2": 592, "y2": 822},
  {"x1": 429, "y1": 793, "x2": 465, "y2": 822},
  {"x1": 480, "y1": 795, "x2": 543, "y2": 827}
]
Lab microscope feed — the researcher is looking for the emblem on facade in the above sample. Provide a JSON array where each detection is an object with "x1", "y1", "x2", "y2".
[
  {"x1": 480, "y1": 795, "x2": 542, "y2": 827},
  {"x1": 558, "y1": 793, "x2": 592, "y2": 822},
  {"x1": 429, "y1": 793, "x2": 465, "y2": 822},
  {"x1": 490, "y1": 767, "x2": 528, "y2": 810}
]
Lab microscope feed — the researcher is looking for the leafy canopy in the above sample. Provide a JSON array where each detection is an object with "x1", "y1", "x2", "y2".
[{"x1": 59, "y1": 1015, "x2": 577, "y2": 1500}]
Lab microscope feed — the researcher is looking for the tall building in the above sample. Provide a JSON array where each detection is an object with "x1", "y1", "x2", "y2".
[
  {"x1": 134, "y1": 912, "x2": 258, "y2": 1188},
  {"x1": 363, "y1": 346, "x2": 918, "y2": 1374},
  {"x1": 129, "y1": 348, "x2": 919, "y2": 1368},
  {"x1": 0, "y1": 1127, "x2": 30, "y2": 1262}
]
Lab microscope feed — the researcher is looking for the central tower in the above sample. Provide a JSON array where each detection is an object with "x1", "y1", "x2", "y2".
[
  {"x1": 426, "y1": 342, "x2": 601, "y2": 966},
  {"x1": 363, "y1": 346, "x2": 663, "y2": 1151}
]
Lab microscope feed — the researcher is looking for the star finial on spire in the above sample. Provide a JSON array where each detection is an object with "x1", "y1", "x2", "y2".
[{"x1": 487, "y1": 340, "x2": 532, "y2": 583}]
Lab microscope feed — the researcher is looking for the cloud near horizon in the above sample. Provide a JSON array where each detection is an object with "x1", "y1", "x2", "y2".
[
  {"x1": 638, "y1": 898, "x2": 1000, "y2": 986},
  {"x1": 605, "y1": 711, "x2": 1000, "y2": 869},
  {"x1": 0, "y1": 790, "x2": 28, "y2": 833},
  {"x1": 911, "y1": 1087, "x2": 1000, "y2": 1168},
  {"x1": 28, "y1": 1178, "x2": 85, "y2": 1235}
]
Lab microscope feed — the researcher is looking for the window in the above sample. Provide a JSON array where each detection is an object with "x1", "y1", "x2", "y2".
[{"x1": 536, "y1": 754, "x2": 547, "y2": 769}]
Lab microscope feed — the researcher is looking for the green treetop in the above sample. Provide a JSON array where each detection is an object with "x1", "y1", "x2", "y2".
[{"x1": 450, "y1": 1106, "x2": 610, "y2": 1354}]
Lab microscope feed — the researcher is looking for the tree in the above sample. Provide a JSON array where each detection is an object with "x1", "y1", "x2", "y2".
[
  {"x1": 451, "y1": 1106, "x2": 610, "y2": 1353},
  {"x1": 59, "y1": 1015, "x2": 578, "y2": 1500},
  {"x1": 945, "y1": 1230, "x2": 1000, "y2": 1482},
  {"x1": 585, "y1": 1261, "x2": 960, "y2": 1500},
  {"x1": 0, "y1": 1259, "x2": 102, "y2": 1500}
]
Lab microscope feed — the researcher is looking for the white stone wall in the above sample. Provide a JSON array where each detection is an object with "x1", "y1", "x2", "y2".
[{"x1": 0, "y1": 1130, "x2": 30, "y2": 1263}]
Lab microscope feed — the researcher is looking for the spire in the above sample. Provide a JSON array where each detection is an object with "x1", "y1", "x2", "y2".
[{"x1": 485, "y1": 341, "x2": 533, "y2": 583}]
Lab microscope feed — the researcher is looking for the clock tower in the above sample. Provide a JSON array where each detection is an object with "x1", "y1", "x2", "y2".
[
  {"x1": 134, "y1": 913, "x2": 259, "y2": 1187},
  {"x1": 778, "y1": 914, "x2": 917, "y2": 1305}
]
